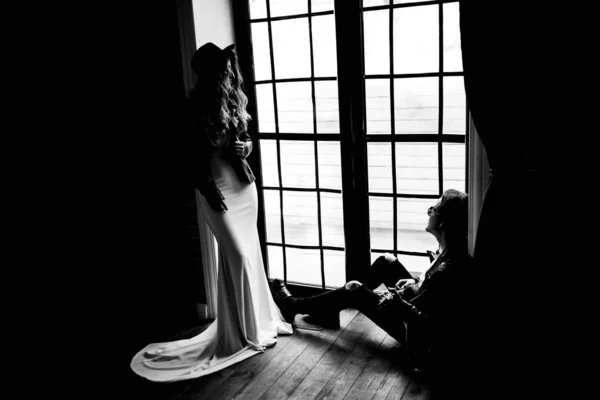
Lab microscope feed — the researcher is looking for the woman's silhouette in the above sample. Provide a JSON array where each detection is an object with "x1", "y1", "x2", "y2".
[{"x1": 130, "y1": 42, "x2": 292, "y2": 382}]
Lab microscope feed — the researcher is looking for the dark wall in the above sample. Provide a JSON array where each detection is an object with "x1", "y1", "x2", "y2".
[{"x1": 99, "y1": 2, "x2": 201, "y2": 367}]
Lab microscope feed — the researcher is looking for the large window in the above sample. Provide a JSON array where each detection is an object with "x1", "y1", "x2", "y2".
[
  {"x1": 245, "y1": 0, "x2": 466, "y2": 288},
  {"x1": 362, "y1": 0, "x2": 466, "y2": 271}
]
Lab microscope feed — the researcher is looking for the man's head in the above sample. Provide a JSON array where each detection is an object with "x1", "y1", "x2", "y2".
[{"x1": 426, "y1": 189, "x2": 468, "y2": 246}]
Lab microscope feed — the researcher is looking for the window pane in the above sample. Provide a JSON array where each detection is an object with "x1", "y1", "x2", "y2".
[
  {"x1": 270, "y1": 0, "x2": 307, "y2": 18},
  {"x1": 312, "y1": 15, "x2": 337, "y2": 77},
  {"x1": 366, "y1": 79, "x2": 391, "y2": 135},
  {"x1": 396, "y1": 253, "x2": 432, "y2": 277},
  {"x1": 324, "y1": 249, "x2": 345, "y2": 288},
  {"x1": 321, "y1": 192, "x2": 344, "y2": 247},
  {"x1": 443, "y1": 76, "x2": 466, "y2": 135},
  {"x1": 363, "y1": 0, "x2": 390, "y2": 7},
  {"x1": 267, "y1": 245, "x2": 284, "y2": 279},
  {"x1": 263, "y1": 189, "x2": 282, "y2": 242},
  {"x1": 312, "y1": 0, "x2": 334, "y2": 13},
  {"x1": 272, "y1": 18, "x2": 311, "y2": 79},
  {"x1": 370, "y1": 196, "x2": 393, "y2": 250},
  {"x1": 256, "y1": 84, "x2": 276, "y2": 133},
  {"x1": 368, "y1": 143, "x2": 393, "y2": 193},
  {"x1": 371, "y1": 252, "x2": 428, "y2": 276},
  {"x1": 370, "y1": 251, "x2": 385, "y2": 266},
  {"x1": 443, "y1": 143, "x2": 466, "y2": 193},
  {"x1": 394, "y1": 77, "x2": 438, "y2": 134},
  {"x1": 286, "y1": 248, "x2": 321, "y2": 286},
  {"x1": 280, "y1": 140, "x2": 316, "y2": 188},
  {"x1": 393, "y1": 0, "x2": 429, "y2": 4},
  {"x1": 393, "y1": 5, "x2": 438, "y2": 74},
  {"x1": 363, "y1": 10, "x2": 389, "y2": 76},
  {"x1": 315, "y1": 81, "x2": 339, "y2": 133},
  {"x1": 370, "y1": 252, "x2": 431, "y2": 277},
  {"x1": 251, "y1": 23, "x2": 272, "y2": 81},
  {"x1": 396, "y1": 143, "x2": 439, "y2": 195},
  {"x1": 260, "y1": 139, "x2": 279, "y2": 186},
  {"x1": 318, "y1": 142, "x2": 342, "y2": 190},
  {"x1": 397, "y1": 198, "x2": 438, "y2": 252},
  {"x1": 249, "y1": 0, "x2": 267, "y2": 19},
  {"x1": 283, "y1": 191, "x2": 319, "y2": 245},
  {"x1": 277, "y1": 82, "x2": 313, "y2": 133},
  {"x1": 443, "y1": 2, "x2": 462, "y2": 72}
]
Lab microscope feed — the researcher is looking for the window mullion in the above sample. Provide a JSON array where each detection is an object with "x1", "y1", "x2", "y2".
[
  {"x1": 264, "y1": 0, "x2": 288, "y2": 282},
  {"x1": 335, "y1": 0, "x2": 371, "y2": 283},
  {"x1": 438, "y1": 2, "x2": 444, "y2": 195},
  {"x1": 389, "y1": 3, "x2": 398, "y2": 257},
  {"x1": 308, "y1": 0, "x2": 326, "y2": 289},
  {"x1": 232, "y1": 0, "x2": 271, "y2": 274}
]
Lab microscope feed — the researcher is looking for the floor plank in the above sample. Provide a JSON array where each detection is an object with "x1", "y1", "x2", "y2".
[
  {"x1": 399, "y1": 376, "x2": 432, "y2": 400},
  {"x1": 371, "y1": 367, "x2": 412, "y2": 400},
  {"x1": 344, "y1": 334, "x2": 402, "y2": 400},
  {"x1": 138, "y1": 311, "x2": 440, "y2": 400},
  {"x1": 285, "y1": 311, "x2": 372, "y2": 400},
  {"x1": 259, "y1": 309, "x2": 360, "y2": 400},
  {"x1": 312, "y1": 313, "x2": 390, "y2": 400},
  {"x1": 175, "y1": 333, "x2": 295, "y2": 400},
  {"x1": 225, "y1": 331, "x2": 318, "y2": 399}
]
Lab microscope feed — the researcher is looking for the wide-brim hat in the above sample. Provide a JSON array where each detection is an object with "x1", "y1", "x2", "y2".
[{"x1": 191, "y1": 42, "x2": 236, "y2": 77}]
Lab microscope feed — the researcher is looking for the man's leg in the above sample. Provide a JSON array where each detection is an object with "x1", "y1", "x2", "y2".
[
  {"x1": 272, "y1": 279, "x2": 408, "y2": 344},
  {"x1": 361, "y1": 253, "x2": 414, "y2": 290},
  {"x1": 272, "y1": 279, "x2": 352, "y2": 328},
  {"x1": 342, "y1": 283, "x2": 408, "y2": 345}
]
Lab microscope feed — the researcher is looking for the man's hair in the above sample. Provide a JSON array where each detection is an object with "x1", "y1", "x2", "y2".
[{"x1": 437, "y1": 189, "x2": 469, "y2": 245}]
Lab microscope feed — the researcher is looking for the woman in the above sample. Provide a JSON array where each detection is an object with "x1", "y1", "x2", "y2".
[{"x1": 130, "y1": 42, "x2": 292, "y2": 382}]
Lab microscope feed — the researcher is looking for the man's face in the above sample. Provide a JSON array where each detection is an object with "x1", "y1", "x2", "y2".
[{"x1": 425, "y1": 197, "x2": 443, "y2": 235}]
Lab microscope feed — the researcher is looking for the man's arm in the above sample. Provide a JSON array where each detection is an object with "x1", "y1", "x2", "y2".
[{"x1": 391, "y1": 265, "x2": 455, "y2": 324}]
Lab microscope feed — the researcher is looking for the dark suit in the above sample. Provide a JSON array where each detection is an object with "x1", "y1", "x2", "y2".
[{"x1": 345, "y1": 248, "x2": 475, "y2": 370}]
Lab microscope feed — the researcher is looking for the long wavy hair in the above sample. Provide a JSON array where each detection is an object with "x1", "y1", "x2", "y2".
[{"x1": 190, "y1": 47, "x2": 251, "y2": 147}]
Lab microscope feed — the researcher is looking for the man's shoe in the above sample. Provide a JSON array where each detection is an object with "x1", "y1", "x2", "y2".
[
  {"x1": 271, "y1": 279, "x2": 297, "y2": 323},
  {"x1": 304, "y1": 311, "x2": 340, "y2": 329}
]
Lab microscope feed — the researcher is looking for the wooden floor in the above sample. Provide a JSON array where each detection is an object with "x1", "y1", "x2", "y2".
[{"x1": 130, "y1": 309, "x2": 441, "y2": 400}]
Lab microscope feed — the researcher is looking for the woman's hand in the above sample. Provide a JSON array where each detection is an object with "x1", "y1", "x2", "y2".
[
  {"x1": 394, "y1": 278, "x2": 416, "y2": 291},
  {"x1": 235, "y1": 141, "x2": 248, "y2": 158}
]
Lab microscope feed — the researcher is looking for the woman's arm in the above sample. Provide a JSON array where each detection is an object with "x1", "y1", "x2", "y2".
[{"x1": 188, "y1": 108, "x2": 228, "y2": 212}]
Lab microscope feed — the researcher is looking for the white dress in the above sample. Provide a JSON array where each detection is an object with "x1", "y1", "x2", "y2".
[{"x1": 130, "y1": 149, "x2": 293, "y2": 382}]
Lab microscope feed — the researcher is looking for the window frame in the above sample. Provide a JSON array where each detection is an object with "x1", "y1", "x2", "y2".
[{"x1": 232, "y1": 0, "x2": 470, "y2": 289}]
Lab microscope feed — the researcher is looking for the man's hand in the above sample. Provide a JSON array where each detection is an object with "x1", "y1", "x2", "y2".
[
  {"x1": 235, "y1": 141, "x2": 247, "y2": 158},
  {"x1": 394, "y1": 278, "x2": 416, "y2": 291}
]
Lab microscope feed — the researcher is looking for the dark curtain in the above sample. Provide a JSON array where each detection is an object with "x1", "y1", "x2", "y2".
[{"x1": 458, "y1": 2, "x2": 558, "y2": 397}]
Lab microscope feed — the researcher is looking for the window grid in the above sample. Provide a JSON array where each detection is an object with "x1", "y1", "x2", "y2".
[
  {"x1": 437, "y1": 2, "x2": 444, "y2": 196},
  {"x1": 308, "y1": 0, "x2": 327, "y2": 289},
  {"x1": 264, "y1": 0, "x2": 288, "y2": 282},
  {"x1": 254, "y1": 0, "x2": 342, "y2": 289},
  {"x1": 255, "y1": 76, "x2": 337, "y2": 85},
  {"x1": 262, "y1": 186, "x2": 342, "y2": 194},
  {"x1": 363, "y1": 0, "x2": 467, "y2": 260},
  {"x1": 388, "y1": 0, "x2": 398, "y2": 256},
  {"x1": 361, "y1": 0, "x2": 457, "y2": 12},
  {"x1": 250, "y1": 9, "x2": 333, "y2": 23},
  {"x1": 247, "y1": 0, "x2": 467, "y2": 286}
]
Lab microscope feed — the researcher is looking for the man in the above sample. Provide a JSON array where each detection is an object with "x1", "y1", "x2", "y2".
[{"x1": 272, "y1": 189, "x2": 475, "y2": 373}]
